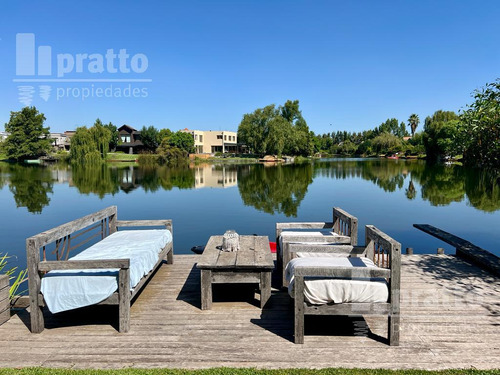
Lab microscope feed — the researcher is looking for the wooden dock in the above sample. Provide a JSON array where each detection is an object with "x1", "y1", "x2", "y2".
[{"x1": 1, "y1": 254, "x2": 499, "y2": 370}]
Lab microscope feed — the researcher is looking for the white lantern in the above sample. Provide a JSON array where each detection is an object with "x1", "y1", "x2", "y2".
[{"x1": 222, "y1": 230, "x2": 240, "y2": 252}]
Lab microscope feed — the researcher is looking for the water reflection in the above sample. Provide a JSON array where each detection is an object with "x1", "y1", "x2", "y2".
[
  {"x1": 0, "y1": 163, "x2": 54, "y2": 214},
  {"x1": 238, "y1": 163, "x2": 313, "y2": 217},
  {"x1": 0, "y1": 160, "x2": 498, "y2": 215}
]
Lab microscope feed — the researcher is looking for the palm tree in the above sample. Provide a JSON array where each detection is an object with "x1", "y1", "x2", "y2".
[{"x1": 408, "y1": 114, "x2": 420, "y2": 137}]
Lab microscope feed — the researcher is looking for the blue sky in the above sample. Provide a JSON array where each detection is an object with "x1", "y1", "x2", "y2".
[{"x1": 1, "y1": 0, "x2": 499, "y2": 134}]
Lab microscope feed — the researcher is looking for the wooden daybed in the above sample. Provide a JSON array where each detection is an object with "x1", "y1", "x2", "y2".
[
  {"x1": 287, "y1": 225, "x2": 401, "y2": 345},
  {"x1": 276, "y1": 207, "x2": 358, "y2": 287},
  {"x1": 26, "y1": 206, "x2": 173, "y2": 333}
]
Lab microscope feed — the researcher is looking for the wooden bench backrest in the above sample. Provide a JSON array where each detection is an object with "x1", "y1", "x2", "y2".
[
  {"x1": 26, "y1": 206, "x2": 118, "y2": 263},
  {"x1": 333, "y1": 207, "x2": 358, "y2": 245}
]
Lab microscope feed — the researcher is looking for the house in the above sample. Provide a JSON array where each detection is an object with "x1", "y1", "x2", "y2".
[
  {"x1": 49, "y1": 133, "x2": 71, "y2": 151},
  {"x1": 116, "y1": 125, "x2": 143, "y2": 154},
  {"x1": 0, "y1": 131, "x2": 9, "y2": 141},
  {"x1": 180, "y1": 129, "x2": 238, "y2": 154}
]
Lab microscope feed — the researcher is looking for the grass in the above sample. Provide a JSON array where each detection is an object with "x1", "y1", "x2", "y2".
[
  {"x1": 106, "y1": 153, "x2": 138, "y2": 161},
  {"x1": 0, "y1": 369, "x2": 497, "y2": 375}
]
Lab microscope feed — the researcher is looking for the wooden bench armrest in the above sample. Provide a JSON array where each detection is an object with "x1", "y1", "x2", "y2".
[
  {"x1": 38, "y1": 259, "x2": 130, "y2": 272},
  {"x1": 116, "y1": 219, "x2": 172, "y2": 231},
  {"x1": 333, "y1": 207, "x2": 357, "y2": 223},
  {"x1": 293, "y1": 265, "x2": 391, "y2": 278}
]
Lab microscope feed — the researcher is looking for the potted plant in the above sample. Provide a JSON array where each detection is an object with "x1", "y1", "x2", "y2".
[{"x1": 0, "y1": 253, "x2": 28, "y2": 326}]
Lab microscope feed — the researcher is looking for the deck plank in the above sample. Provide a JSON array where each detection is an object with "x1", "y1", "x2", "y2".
[{"x1": 1, "y1": 254, "x2": 499, "y2": 370}]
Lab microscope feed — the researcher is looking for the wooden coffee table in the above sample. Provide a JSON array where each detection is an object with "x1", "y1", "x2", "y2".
[{"x1": 197, "y1": 235, "x2": 274, "y2": 310}]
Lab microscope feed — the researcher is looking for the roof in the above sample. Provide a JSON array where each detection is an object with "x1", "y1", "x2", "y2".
[{"x1": 118, "y1": 124, "x2": 138, "y2": 132}]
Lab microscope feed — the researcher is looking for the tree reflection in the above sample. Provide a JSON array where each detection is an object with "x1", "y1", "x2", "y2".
[
  {"x1": 1, "y1": 159, "x2": 498, "y2": 215},
  {"x1": 312, "y1": 159, "x2": 500, "y2": 212},
  {"x1": 405, "y1": 180, "x2": 417, "y2": 200},
  {"x1": 464, "y1": 169, "x2": 500, "y2": 212},
  {"x1": 417, "y1": 164, "x2": 466, "y2": 206},
  {"x1": 1, "y1": 163, "x2": 53, "y2": 214},
  {"x1": 238, "y1": 163, "x2": 313, "y2": 217},
  {"x1": 71, "y1": 163, "x2": 120, "y2": 198}
]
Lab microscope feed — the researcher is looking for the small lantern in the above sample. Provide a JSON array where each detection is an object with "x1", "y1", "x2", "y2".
[{"x1": 222, "y1": 230, "x2": 240, "y2": 252}]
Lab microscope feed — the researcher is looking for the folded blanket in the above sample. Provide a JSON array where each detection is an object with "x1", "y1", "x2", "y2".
[{"x1": 41, "y1": 229, "x2": 172, "y2": 313}]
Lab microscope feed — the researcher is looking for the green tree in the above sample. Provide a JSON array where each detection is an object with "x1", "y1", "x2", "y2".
[
  {"x1": 91, "y1": 119, "x2": 112, "y2": 159},
  {"x1": 140, "y1": 125, "x2": 160, "y2": 152},
  {"x1": 371, "y1": 132, "x2": 403, "y2": 154},
  {"x1": 104, "y1": 121, "x2": 119, "y2": 151},
  {"x1": 408, "y1": 114, "x2": 420, "y2": 137},
  {"x1": 70, "y1": 122, "x2": 111, "y2": 164},
  {"x1": 158, "y1": 128, "x2": 173, "y2": 143},
  {"x1": 167, "y1": 131, "x2": 195, "y2": 154},
  {"x1": 237, "y1": 100, "x2": 312, "y2": 156},
  {"x1": 423, "y1": 110, "x2": 460, "y2": 161},
  {"x1": 4, "y1": 107, "x2": 52, "y2": 161},
  {"x1": 238, "y1": 104, "x2": 276, "y2": 154},
  {"x1": 459, "y1": 79, "x2": 500, "y2": 168}
]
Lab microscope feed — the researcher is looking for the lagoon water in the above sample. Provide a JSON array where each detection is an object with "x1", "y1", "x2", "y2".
[{"x1": 1, "y1": 158, "x2": 499, "y2": 275}]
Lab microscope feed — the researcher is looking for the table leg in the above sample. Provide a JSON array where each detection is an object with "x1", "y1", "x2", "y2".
[
  {"x1": 260, "y1": 271, "x2": 271, "y2": 308},
  {"x1": 201, "y1": 269, "x2": 212, "y2": 310}
]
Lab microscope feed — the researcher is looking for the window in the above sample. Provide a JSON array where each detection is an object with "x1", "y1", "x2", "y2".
[
  {"x1": 224, "y1": 135, "x2": 227, "y2": 141},
  {"x1": 121, "y1": 135, "x2": 131, "y2": 143},
  {"x1": 217, "y1": 135, "x2": 223, "y2": 140},
  {"x1": 194, "y1": 134, "x2": 198, "y2": 140},
  {"x1": 199, "y1": 135, "x2": 203, "y2": 142}
]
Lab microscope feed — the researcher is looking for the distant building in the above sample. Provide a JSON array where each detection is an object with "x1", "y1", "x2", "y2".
[
  {"x1": 116, "y1": 125, "x2": 144, "y2": 154},
  {"x1": 0, "y1": 131, "x2": 9, "y2": 141},
  {"x1": 49, "y1": 133, "x2": 71, "y2": 150},
  {"x1": 180, "y1": 129, "x2": 237, "y2": 154}
]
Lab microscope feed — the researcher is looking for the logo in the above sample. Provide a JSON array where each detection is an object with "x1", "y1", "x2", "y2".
[{"x1": 13, "y1": 33, "x2": 152, "y2": 105}]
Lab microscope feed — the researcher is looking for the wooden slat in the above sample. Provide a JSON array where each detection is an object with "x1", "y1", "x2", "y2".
[
  {"x1": 216, "y1": 250, "x2": 237, "y2": 268},
  {"x1": 235, "y1": 237, "x2": 255, "y2": 267},
  {"x1": 0, "y1": 308, "x2": 9, "y2": 326},
  {"x1": 294, "y1": 265, "x2": 391, "y2": 278},
  {"x1": 305, "y1": 302, "x2": 391, "y2": 315},
  {"x1": 38, "y1": 259, "x2": 130, "y2": 271},
  {"x1": 254, "y1": 236, "x2": 273, "y2": 268},
  {"x1": 0, "y1": 274, "x2": 8, "y2": 326},
  {"x1": 197, "y1": 236, "x2": 222, "y2": 268},
  {"x1": 116, "y1": 219, "x2": 172, "y2": 230},
  {"x1": 0, "y1": 285, "x2": 9, "y2": 303},
  {"x1": 27, "y1": 206, "x2": 117, "y2": 248},
  {"x1": 212, "y1": 271, "x2": 260, "y2": 284}
]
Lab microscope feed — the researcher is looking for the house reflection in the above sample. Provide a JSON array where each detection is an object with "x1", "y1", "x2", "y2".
[{"x1": 193, "y1": 164, "x2": 237, "y2": 188}]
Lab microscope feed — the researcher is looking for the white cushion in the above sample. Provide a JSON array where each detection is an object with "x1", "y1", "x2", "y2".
[{"x1": 286, "y1": 257, "x2": 389, "y2": 305}]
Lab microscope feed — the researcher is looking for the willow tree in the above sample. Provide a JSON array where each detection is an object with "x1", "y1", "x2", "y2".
[
  {"x1": 237, "y1": 100, "x2": 312, "y2": 156},
  {"x1": 70, "y1": 121, "x2": 111, "y2": 164}
]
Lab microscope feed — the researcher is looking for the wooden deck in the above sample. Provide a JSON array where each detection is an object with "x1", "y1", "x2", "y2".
[{"x1": 1, "y1": 254, "x2": 499, "y2": 370}]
